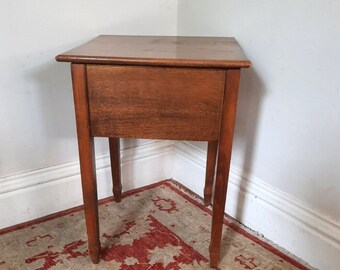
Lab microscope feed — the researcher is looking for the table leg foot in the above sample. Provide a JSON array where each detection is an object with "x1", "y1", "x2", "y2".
[
  {"x1": 209, "y1": 251, "x2": 220, "y2": 269},
  {"x1": 89, "y1": 243, "x2": 101, "y2": 264},
  {"x1": 113, "y1": 191, "x2": 122, "y2": 203},
  {"x1": 203, "y1": 199, "x2": 211, "y2": 207}
]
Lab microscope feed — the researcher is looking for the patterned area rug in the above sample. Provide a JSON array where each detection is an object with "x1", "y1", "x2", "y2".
[{"x1": 0, "y1": 180, "x2": 311, "y2": 270}]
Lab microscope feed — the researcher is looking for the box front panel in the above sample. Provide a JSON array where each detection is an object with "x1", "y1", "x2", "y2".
[{"x1": 87, "y1": 65, "x2": 225, "y2": 141}]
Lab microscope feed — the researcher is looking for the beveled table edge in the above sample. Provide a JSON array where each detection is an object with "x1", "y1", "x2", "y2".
[{"x1": 55, "y1": 35, "x2": 252, "y2": 68}]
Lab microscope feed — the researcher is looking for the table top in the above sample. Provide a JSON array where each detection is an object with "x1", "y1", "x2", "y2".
[{"x1": 56, "y1": 35, "x2": 251, "y2": 68}]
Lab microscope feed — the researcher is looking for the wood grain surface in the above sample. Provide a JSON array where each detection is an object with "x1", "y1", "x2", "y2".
[
  {"x1": 70, "y1": 64, "x2": 100, "y2": 264},
  {"x1": 204, "y1": 141, "x2": 218, "y2": 206},
  {"x1": 109, "y1": 138, "x2": 122, "y2": 202},
  {"x1": 210, "y1": 69, "x2": 241, "y2": 267},
  {"x1": 56, "y1": 35, "x2": 251, "y2": 68},
  {"x1": 57, "y1": 35, "x2": 251, "y2": 268},
  {"x1": 87, "y1": 65, "x2": 225, "y2": 141}
]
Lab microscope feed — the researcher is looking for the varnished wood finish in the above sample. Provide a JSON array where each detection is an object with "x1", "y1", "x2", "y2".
[
  {"x1": 56, "y1": 35, "x2": 251, "y2": 68},
  {"x1": 71, "y1": 64, "x2": 100, "y2": 264},
  {"x1": 57, "y1": 36, "x2": 251, "y2": 268},
  {"x1": 109, "y1": 138, "x2": 122, "y2": 202},
  {"x1": 210, "y1": 69, "x2": 241, "y2": 268},
  {"x1": 204, "y1": 141, "x2": 218, "y2": 206},
  {"x1": 87, "y1": 65, "x2": 225, "y2": 141}
]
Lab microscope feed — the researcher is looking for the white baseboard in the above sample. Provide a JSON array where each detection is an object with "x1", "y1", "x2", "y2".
[
  {"x1": 0, "y1": 140, "x2": 174, "y2": 229},
  {"x1": 172, "y1": 141, "x2": 340, "y2": 270}
]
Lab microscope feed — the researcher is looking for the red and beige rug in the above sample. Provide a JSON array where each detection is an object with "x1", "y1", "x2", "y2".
[{"x1": 0, "y1": 180, "x2": 312, "y2": 270}]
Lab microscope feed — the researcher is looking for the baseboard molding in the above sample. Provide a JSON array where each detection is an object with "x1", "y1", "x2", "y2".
[
  {"x1": 173, "y1": 141, "x2": 340, "y2": 270},
  {"x1": 0, "y1": 140, "x2": 174, "y2": 229}
]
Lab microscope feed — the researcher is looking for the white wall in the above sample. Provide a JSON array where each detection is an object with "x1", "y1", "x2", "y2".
[
  {"x1": 178, "y1": 0, "x2": 340, "y2": 222},
  {"x1": 0, "y1": 0, "x2": 177, "y2": 177}
]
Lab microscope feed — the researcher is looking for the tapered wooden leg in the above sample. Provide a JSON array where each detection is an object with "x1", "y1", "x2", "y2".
[
  {"x1": 71, "y1": 64, "x2": 100, "y2": 264},
  {"x1": 204, "y1": 141, "x2": 218, "y2": 206},
  {"x1": 210, "y1": 69, "x2": 241, "y2": 268},
  {"x1": 109, "y1": 138, "x2": 122, "y2": 202}
]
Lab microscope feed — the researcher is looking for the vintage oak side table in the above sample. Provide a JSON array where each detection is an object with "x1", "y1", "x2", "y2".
[{"x1": 56, "y1": 35, "x2": 251, "y2": 268}]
